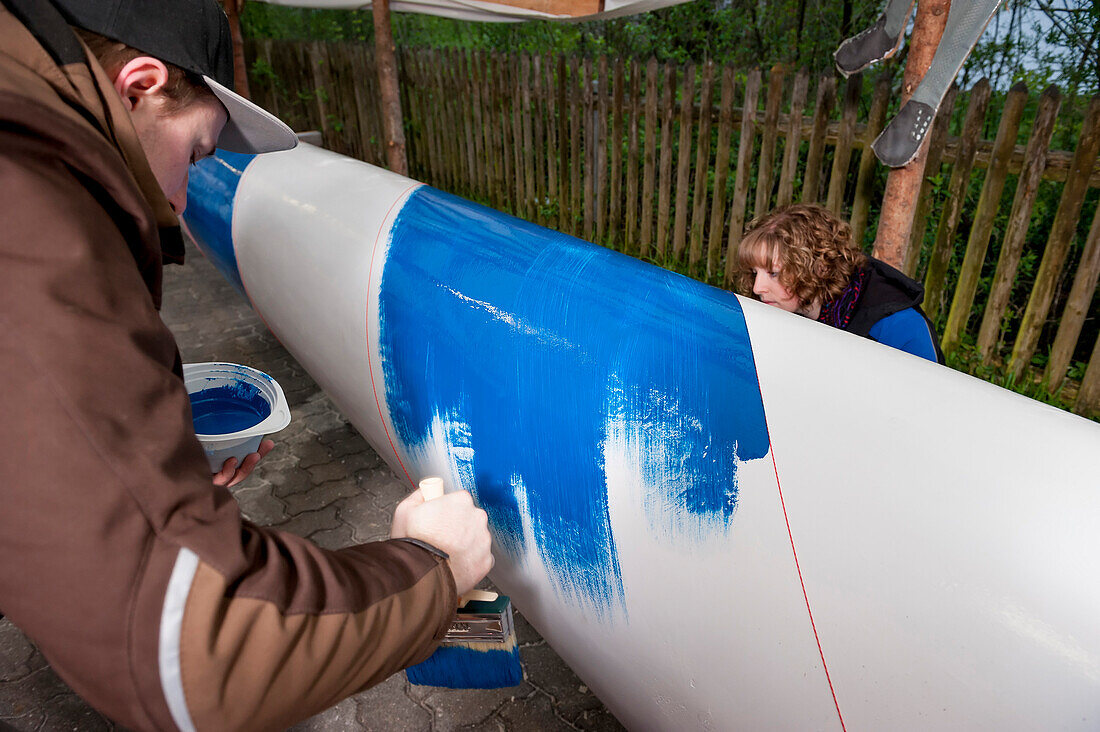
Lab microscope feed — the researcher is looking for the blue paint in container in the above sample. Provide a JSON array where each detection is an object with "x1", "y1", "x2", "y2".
[
  {"x1": 182, "y1": 362, "x2": 291, "y2": 473},
  {"x1": 189, "y1": 382, "x2": 271, "y2": 435}
]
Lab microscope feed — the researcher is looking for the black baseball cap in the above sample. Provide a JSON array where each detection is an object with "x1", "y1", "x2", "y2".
[{"x1": 53, "y1": 0, "x2": 297, "y2": 154}]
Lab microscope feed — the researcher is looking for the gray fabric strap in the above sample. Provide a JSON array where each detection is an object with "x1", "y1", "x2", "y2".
[
  {"x1": 912, "y1": 0, "x2": 1003, "y2": 108},
  {"x1": 883, "y1": 0, "x2": 915, "y2": 39}
]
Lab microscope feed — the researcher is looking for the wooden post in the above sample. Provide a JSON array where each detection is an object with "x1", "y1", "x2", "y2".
[
  {"x1": 850, "y1": 72, "x2": 893, "y2": 244},
  {"x1": 825, "y1": 73, "x2": 863, "y2": 217},
  {"x1": 707, "y1": 66, "x2": 737, "y2": 280},
  {"x1": 398, "y1": 49, "x2": 419, "y2": 173},
  {"x1": 502, "y1": 54, "x2": 517, "y2": 209},
  {"x1": 372, "y1": 0, "x2": 407, "y2": 175},
  {"x1": 438, "y1": 50, "x2": 454, "y2": 185},
  {"x1": 672, "y1": 63, "x2": 696, "y2": 261},
  {"x1": 689, "y1": 62, "x2": 715, "y2": 268},
  {"x1": 558, "y1": 55, "x2": 569, "y2": 232},
  {"x1": 523, "y1": 55, "x2": 537, "y2": 222},
  {"x1": 1008, "y1": 95, "x2": 1100, "y2": 380},
  {"x1": 583, "y1": 58, "x2": 595, "y2": 240},
  {"x1": 940, "y1": 81, "x2": 1028, "y2": 357},
  {"x1": 624, "y1": 60, "x2": 641, "y2": 253},
  {"x1": 725, "y1": 68, "x2": 762, "y2": 286},
  {"x1": 922, "y1": 79, "x2": 992, "y2": 321},
  {"x1": 595, "y1": 56, "x2": 610, "y2": 243},
  {"x1": 608, "y1": 59, "x2": 625, "y2": 249},
  {"x1": 656, "y1": 64, "x2": 677, "y2": 259},
  {"x1": 544, "y1": 55, "x2": 558, "y2": 226},
  {"x1": 569, "y1": 57, "x2": 582, "y2": 236},
  {"x1": 460, "y1": 54, "x2": 478, "y2": 197},
  {"x1": 470, "y1": 54, "x2": 487, "y2": 199},
  {"x1": 1074, "y1": 333, "x2": 1100, "y2": 417},
  {"x1": 1049, "y1": 200, "x2": 1100, "y2": 392},
  {"x1": 221, "y1": 0, "x2": 251, "y2": 98},
  {"x1": 802, "y1": 75, "x2": 836, "y2": 204},
  {"x1": 307, "y1": 42, "x2": 334, "y2": 148},
  {"x1": 872, "y1": 0, "x2": 951, "y2": 269},
  {"x1": 639, "y1": 58, "x2": 659, "y2": 257},
  {"x1": 754, "y1": 64, "x2": 786, "y2": 219},
  {"x1": 487, "y1": 54, "x2": 504, "y2": 207},
  {"x1": 533, "y1": 55, "x2": 547, "y2": 225},
  {"x1": 975, "y1": 85, "x2": 1062, "y2": 363},
  {"x1": 776, "y1": 68, "x2": 809, "y2": 209}
]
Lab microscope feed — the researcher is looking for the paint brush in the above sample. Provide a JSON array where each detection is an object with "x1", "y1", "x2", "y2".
[{"x1": 405, "y1": 477, "x2": 524, "y2": 689}]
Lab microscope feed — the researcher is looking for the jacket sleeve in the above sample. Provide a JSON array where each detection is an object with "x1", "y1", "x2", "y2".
[
  {"x1": 0, "y1": 125, "x2": 456, "y2": 732},
  {"x1": 867, "y1": 308, "x2": 942, "y2": 363}
]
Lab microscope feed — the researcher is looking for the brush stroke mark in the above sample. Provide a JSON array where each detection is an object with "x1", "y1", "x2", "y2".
[
  {"x1": 378, "y1": 187, "x2": 769, "y2": 614},
  {"x1": 185, "y1": 151, "x2": 255, "y2": 295}
]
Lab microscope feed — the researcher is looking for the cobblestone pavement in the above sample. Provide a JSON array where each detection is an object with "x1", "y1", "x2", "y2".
[{"x1": 0, "y1": 238, "x2": 624, "y2": 732}]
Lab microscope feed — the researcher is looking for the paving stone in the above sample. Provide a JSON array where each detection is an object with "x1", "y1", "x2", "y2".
[
  {"x1": 0, "y1": 666, "x2": 113, "y2": 730},
  {"x1": 266, "y1": 466, "x2": 317, "y2": 499},
  {"x1": 294, "y1": 438, "x2": 336, "y2": 470},
  {"x1": 33, "y1": 690, "x2": 116, "y2": 732},
  {"x1": 419, "y1": 684, "x2": 535, "y2": 731},
  {"x1": 356, "y1": 467, "x2": 411, "y2": 511},
  {"x1": 307, "y1": 460, "x2": 359, "y2": 486},
  {"x1": 454, "y1": 717, "x2": 505, "y2": 732},
  {"x1": 231, "y1": 483, "x2": 290, "y2": 526},
  {"x1": 293, "y1": 393, "x2": 341, "y2": 419},
  {"x1": 282, "y1": 478, "x2": 360, "y2": 515},
  {"x1": 289, "y1": 697, "x2": 362, "y2": 731},
  {"x1": 0, "y1": 709, "x2": 47, "y2": 731},
  {"x1": 521, "y1": 643, "x2": 605, "y2": 723},
  {"x1": 328, "y1": 436, "x2": 380, "y2": 463},
  {"x1": 0, "y1": 622, "x2": 38, "y2": 683},
  {"x1": 339, "y1": 491, "x2": 393, "y2": 544},
  {"x1": 573, "y1": 706, "x2": 627, "y2": 731},
  {"x1": 495, "y1": 691, "x2": 576, "y2": 731},
  {"x1": 351, "y1": 674, "x2": 431, "y2": 731},
  {"x1": 272, "y1": 507, "x2": 343, "y2": 539},
  {"x1": 310, "y1": 414, "x2": 357, "y2": 444},
  {"x1": 284, "y1": 386, "x2": 323, "y2": 409},
  {"x1": 309, "y1": 522, "x2": 357, "y2": 551}
]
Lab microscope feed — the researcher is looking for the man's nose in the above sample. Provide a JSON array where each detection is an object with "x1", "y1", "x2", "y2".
[{"x1": 169, "y1": 185, "x2": 188, "y2": 216}]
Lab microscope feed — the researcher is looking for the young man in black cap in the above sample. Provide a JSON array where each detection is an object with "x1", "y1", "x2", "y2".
[{"x1": 0, "y1": 1, "x2": 493, "y2": 729}]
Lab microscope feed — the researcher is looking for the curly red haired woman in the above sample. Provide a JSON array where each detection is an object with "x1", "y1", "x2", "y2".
[{"x1": 737, "y1": 204, "x2": 943, "y2": 363}]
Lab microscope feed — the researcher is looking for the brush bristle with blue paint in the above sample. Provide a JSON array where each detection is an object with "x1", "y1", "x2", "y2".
[
  {"x1": 405, "y1": 478, "x2": 524, "y2": 689},
  {"x1": 406, "y1": 589, "x2": 523, "y2": 688}
]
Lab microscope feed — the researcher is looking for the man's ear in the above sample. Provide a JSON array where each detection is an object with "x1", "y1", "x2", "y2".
[{"x1": 112, "y1": 56, "x2": 170, "y2": 112}]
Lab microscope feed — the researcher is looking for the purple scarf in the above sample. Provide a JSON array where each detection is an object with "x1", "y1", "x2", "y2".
[{"x1": 817, "y1": 266, "x2": 870, "y2": 330}]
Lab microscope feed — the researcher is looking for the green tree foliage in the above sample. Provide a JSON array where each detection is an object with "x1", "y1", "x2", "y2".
[{"x1": 242, "y1": 1, "x2": 1096, "y2": 94}]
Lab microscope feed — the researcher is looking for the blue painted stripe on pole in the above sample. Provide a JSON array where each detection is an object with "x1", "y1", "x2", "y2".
[
  {"x1": 378, "y1": 187, "x2": 770, "y2": 614},
  {"x1": 184, "y1": 151, "x2": 255, "y2": 295}
]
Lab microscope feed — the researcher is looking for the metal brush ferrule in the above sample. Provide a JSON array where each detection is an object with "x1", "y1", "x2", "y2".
[{"x1": 441, "y1": 601, "x2": 515, "y2": 645}]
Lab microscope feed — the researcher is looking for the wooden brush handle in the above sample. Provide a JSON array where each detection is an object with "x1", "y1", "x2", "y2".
[
  {"x1": 460, "y1": 589, "x2": 498, "y2": 604},
  {"x1": 419, "y1": 476, "x2": 445, "y2": 501}
]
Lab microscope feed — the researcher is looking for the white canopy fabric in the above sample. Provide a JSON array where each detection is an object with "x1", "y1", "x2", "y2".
[{"x1": 254, "y1": 0, "x2": 693, "y2": 23}]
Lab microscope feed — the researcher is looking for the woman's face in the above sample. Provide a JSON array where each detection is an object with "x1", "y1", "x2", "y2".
[{"x1": 751, "y1": 264, "x2": 802, "y2": 314}]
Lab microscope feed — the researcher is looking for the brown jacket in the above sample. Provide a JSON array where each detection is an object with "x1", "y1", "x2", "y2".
[{"x1": 0, "y1": 2, "x2": 456, "y2": 730}]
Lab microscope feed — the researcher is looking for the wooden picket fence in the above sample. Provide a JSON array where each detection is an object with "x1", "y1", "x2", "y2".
[{"x1": 244, "y1": 39, "x2": 1100, "y2": 418}]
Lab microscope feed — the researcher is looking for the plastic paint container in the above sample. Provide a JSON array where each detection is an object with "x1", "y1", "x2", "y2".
[{"x1": 183, "y1": 362, "x2": 291, "y2": 472}]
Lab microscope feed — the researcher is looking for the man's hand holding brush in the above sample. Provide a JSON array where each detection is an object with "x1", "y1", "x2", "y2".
[{"x1": 390, "y1": 485, "x2": 494, "y2": 596}]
